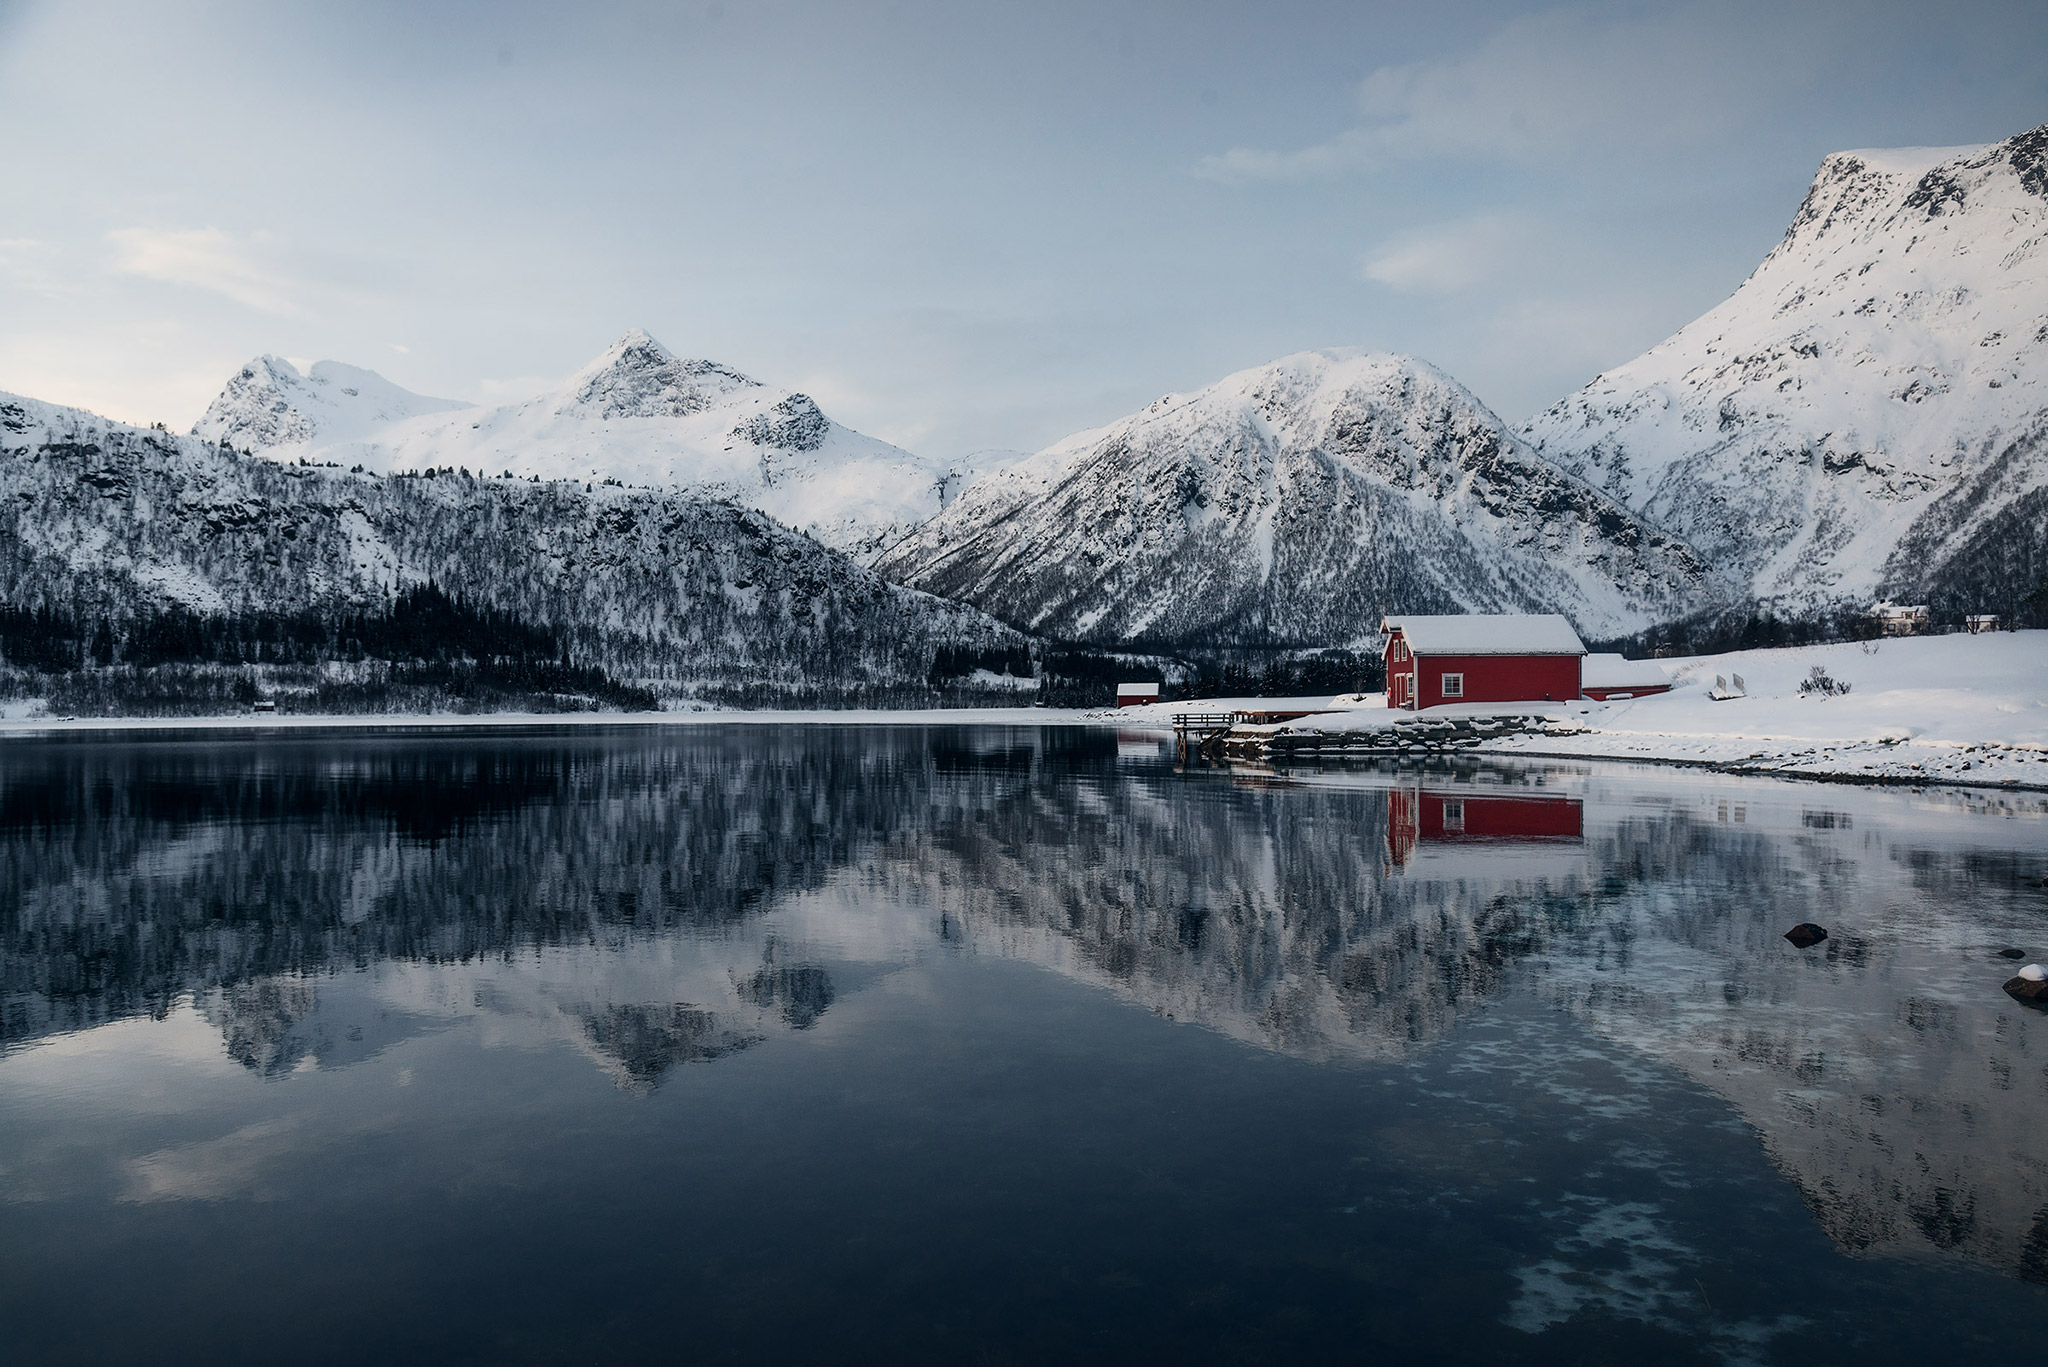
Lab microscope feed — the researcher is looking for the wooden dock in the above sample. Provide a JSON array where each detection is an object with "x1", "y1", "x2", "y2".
[{"x1": 1171, "y1": 712, "x2": 1236, "y2": 761}]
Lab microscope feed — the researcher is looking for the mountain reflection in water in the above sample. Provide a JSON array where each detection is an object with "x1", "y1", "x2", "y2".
[{"x1": 2, "y1": 725, "x2": 2046, "y2": 1362}]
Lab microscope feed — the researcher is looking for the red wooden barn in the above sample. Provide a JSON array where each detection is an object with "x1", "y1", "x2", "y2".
[
  {"x1": 1381, "y1": 614, "x2": 1586, "y2": 710},
  {"x1": 1115, "y1": 681, "x2": 1161, "y2": 707}
]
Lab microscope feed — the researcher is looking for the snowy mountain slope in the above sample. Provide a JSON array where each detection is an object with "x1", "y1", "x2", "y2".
[
  {"x1": 194, "y1": 331, "x2": 970, "y2": 560},
  {"x1": 876, "y1": 350, "x2": 1722, "y2": 647},
  {"x1": 194, "y1": 355, "x2": 471, "y2": 449},
  {"x1": 1522, "y1": 125, "x2": 2048, "y2": 611},
  {"x1": 5, "y1": 391, "x2": 1026, "y2": 700}
]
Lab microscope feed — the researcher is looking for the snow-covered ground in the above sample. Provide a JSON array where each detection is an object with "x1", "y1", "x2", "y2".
[
  {"x1": 2, "y1": 635, "x2": 2040, "y2": 791},
  {"x1": 1244, "y1": 632, "x2": 2048, "y2": 789}
]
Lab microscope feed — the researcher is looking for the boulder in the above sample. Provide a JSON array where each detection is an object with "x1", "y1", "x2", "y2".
[
  {"x1": 2000, "y1": 948, "x2": 2029, "y2": 960},
  {"x1": 2005, "y1": 971, "x2": 2048, "y2": 1007},
  {"x1": 1784, "y1": 923, "x2": 1829, "y2": 949}
]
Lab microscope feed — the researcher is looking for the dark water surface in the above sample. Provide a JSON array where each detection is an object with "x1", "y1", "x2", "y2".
[{"x1": 3, "y1": 725, "x2": 2046, "y2": 1364}]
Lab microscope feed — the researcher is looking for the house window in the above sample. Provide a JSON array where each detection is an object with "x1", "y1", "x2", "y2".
[
  {"x1": 1442, "y1": 800, "x2": 1464, "y2": 831},
  {"x1": 1441, "y1": 672, "x2": 1464, "y2": 698}
]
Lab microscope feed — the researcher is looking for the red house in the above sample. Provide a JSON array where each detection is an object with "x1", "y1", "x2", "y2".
[{"x1": 1382, "y1": 614, "x2": 1585, "y2": 710}]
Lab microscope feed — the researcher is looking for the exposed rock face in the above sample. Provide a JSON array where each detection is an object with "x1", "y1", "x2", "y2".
[
  {"x1": 733, "y1": 394, "x2": 828, "y2": 453},
  {"x1": 562, "y1": 333, "x2": 759, "y2": 419},
  {"x1": 879, "y1": 350, "x2": 1721, "y2": 648},
  {"x1": 1522, "y1": 126, "x2": 2048, "y2": 615}
]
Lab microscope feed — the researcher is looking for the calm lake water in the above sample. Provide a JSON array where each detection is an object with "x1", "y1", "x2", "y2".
[{"x1": 3, "y1": 725, "x2": 2046, "y2": 1364}]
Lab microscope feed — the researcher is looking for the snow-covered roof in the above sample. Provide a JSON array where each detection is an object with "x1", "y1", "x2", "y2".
[
  {"x1": 1382, "y1": 614, "x2": 1585, "y2": 656},
  {"x1": 1116, "y1": 681, "x2": 1160, "y2": 696},
  {"x1": 1581, "y1": 653, "x2": 1669, "y2": 688}
]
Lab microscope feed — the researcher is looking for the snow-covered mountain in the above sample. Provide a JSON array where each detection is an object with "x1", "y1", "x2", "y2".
[
  {"x1": 5, "y1": 390, "x2": 1026, "y2": 701},
  {"x1": 1522, "y1": 125, "x2": 2048, "y2": 613},
  {"x1": 193, "y1": 331, "x2": 969, "y2": 560},
  {"x1": 195, "y1": 355, "x2": 472, "y2": 448},
  {"x1": 877, "y1": 350, "x2": 1721, "y2": 647}
]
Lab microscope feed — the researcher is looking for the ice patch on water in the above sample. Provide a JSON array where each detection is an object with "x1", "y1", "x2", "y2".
[
  {"x1": 1505, "y1": 1197, "x2": 1694, "y2": 1332},
  {"x1": 1505, "y1": 1195, "x2": 1806, "y2": 1365}
]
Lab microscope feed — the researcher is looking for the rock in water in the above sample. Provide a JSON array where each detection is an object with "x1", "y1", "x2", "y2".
[
  {"x1": 2005, "y1": 974, "x2": 2048, "y2": 1007},
  {"x1": 1784, "y1": 923, "x2": 1829, "y2": 948},
  {"x1": 2000, "y1": 947, "x2": 2029, "y2": 959}
]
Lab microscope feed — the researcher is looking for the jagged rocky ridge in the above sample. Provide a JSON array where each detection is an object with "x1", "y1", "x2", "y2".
[
  {"x1": 195, "y1": 330, "x2": 970, "y2": 561},
  {"x1": 1523, "y1": 125, "x2": 2048, "y2": 615},
  {"x1": 0, "y1": 391, "x2": 1028, "y2": 703},
  {"x1": 877, "y1": 350, "x2": 1721, "y2": 647}
]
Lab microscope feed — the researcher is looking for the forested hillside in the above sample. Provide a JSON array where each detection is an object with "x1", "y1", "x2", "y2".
[{"x1": 0, "y1": 392, "x2": 1034, "y2": 711}]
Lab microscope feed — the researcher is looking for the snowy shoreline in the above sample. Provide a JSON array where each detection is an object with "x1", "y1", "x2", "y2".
[
  {"x1": 1118, "y1": 632, "x2": 2048, "y2": 794},
  {"x1": 1, "y1": 634, "x2": 2041, "y2": 795}
]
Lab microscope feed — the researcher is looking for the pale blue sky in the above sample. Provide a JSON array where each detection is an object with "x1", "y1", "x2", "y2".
[{"x1": 1, "y1": 0, "x2": 2043, "y2": 456}]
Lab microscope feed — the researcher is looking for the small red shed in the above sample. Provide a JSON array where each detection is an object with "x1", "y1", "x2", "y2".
[
  {"x1": 1382, "y1": 614, "x2": 1585, "y2": 710},
  {"x1": 1115, "y1": 681, "x2": 1161, "y2": 707}
]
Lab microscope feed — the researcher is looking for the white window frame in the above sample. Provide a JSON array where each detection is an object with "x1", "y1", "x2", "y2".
[
  {"x1": 1442, "y1": 799, "x2": 1464, "y2": 831},
  {"x1": 1440, "y1": 672, "x2": 1464, "y2": 699}
]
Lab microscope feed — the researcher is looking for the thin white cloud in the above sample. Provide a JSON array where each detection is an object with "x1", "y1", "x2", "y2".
[
  {"x1": 1362, "y1": 215, "x2": 1527, "y2": 294},
  {"x1": 1197, "y1": 3, "x2": 1814, "y2": 183},
  {"x1": 104, "y1": 226, "x2": 308, "y2": 314}
]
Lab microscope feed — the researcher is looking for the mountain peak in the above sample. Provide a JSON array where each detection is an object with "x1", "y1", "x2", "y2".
[
  {"x1": 193, "y1": 355, "x2": 466, "y2": 450},
  {"x1": 1522, "y1": 121, "x2": 2048, "y2": 610},
  {"x1": 880, "y1": 348, "x2": 1716, "y2": 646},
  {"x1": 1777, "y1": 128, "x2": 2046, "y2": 262},
  {"x1": 560, "y1": 329, "x2": 761, "y2": 420}
]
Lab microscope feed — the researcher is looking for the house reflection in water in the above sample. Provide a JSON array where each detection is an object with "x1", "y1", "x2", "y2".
[{"x1": 1386, "y1": 786, "x2": 1584, "y2": 869}]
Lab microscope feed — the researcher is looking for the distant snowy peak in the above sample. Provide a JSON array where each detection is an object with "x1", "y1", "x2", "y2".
[
  {"x1": 557, "y1": 328, "x2": 762, "y2": 420},
  {"x1": 879, "y1": 349, "x2": 1719, "y2": 647},
  {"x1": 195, "y1": 330, "x2": 976, "y2": 560},
  {"x1": 1522, "y1": 124, "x2": 2048, "y2": 610},
  {"x1": 193, "y1": 356, "x2": 470, "y2": 451}
]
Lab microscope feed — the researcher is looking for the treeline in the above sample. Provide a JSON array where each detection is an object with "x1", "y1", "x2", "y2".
[
  {"x1": 25, "y1": 660, "x2": 657, "y2": 719},
  {"x1": 1032, "y1": 646, "x2": 1383, "y2": 707},
  {"x1": 927, "y1": 642, "x2": 1034, "y2": 685},
  {"x1": 0, "y1": 584, "x2": 563, "y2": 672},
  {"x1": 1585, "y1": 606, "x2": 1881, "y2": 659},
  {"x1": 1582, "y1": 596, "x2": 2046, "y2": 660},
  {"x1": 1172, "y1": 649, "x2": 1384, "y2": 701},
  {"x1": 0, "y1": 585, "x2": 658, "y2": 713}
]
